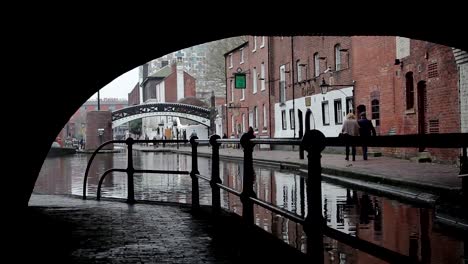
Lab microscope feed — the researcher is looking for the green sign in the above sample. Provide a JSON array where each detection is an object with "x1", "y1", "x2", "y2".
[{"x1": 234, "y1": 73, "x2": 246, "y2": 89}]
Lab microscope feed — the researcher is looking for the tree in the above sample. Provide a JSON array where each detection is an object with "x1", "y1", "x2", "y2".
[{"x1": 129, "y1": 118, "x2": 142, "y2": 137}]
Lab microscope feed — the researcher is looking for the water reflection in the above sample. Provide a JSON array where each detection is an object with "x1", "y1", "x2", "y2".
[{"x1": 35, "y1": 151, "x2": 465, "y2": 263}]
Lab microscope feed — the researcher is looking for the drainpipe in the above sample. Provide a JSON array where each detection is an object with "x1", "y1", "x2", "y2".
[
  {"x1": 291, "y1": 36, "x2": 296, "y2": 139},
  {"x1": 268, "y1": 36, "x2": 273, "y2": 138}
]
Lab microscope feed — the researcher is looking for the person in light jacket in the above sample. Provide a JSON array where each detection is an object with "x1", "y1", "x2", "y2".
[{"x1": 341, "y1": 113, "x2": 360, "y2": 161}]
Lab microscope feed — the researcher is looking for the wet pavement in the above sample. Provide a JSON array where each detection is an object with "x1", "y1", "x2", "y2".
[
  {"x1": 160, "y1": 145, "x2": 462, "y2": 193},
  {"x1": 23, "y1": 194, "x2": 309, "y2": 264}
]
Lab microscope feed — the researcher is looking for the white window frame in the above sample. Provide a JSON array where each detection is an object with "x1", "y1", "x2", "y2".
[
  {"x1": 241, "y1": 86, "x2": 245, "y2": 101},
  {"x1": 314, "y1": 53, "x2": 320, "y2": 77},
  {"x1": 322, "y1": 101, "x2": 330, "y2": 125},
  {"x1": 261, "y1": 62, "x2": 266, "y2": 91},
  {"x1": 263, "y1": 104, "x2": 267, "y2": 130},
  {"x1": 296, "y1": 60, "x2": 302, "y2": 82},
  {"x1": 281, "y1": 110, "x2": 287, "y2": 130},
  {"x1": 280, "y1": 65, "x2": 286, "y2": 103},
  {"x1": 252, "y1": 67, "x2": 257, "y2": 94},
  {"x1": 231, "y1": 115, "x2": 235, "y2": 133},
  {"x1": 230, "y1": 80, "x2": 234, "y2": 102},
  {"x1": 335, "y1": 44, "x2": 341, "y2": 71},
  {"x1": 240, "y1": 48, "x2": 244, "y2": 64},
  {"x1": 254, "y1": 106, "x2": 258, "y2": 129},
  {"x1": 252, "y1": 36, "x2": 257, "y2": 52},
  {"x1": 289, "y1": 109, "x2": 295, "y2": 129},
  {"x1": 242, "y1": 113, "x2": 246, "y2": 133},
  {"x1": 229, "y1": 53, "x2": 233, "y2": 69},
  {"x1": 260, "y1": 36, "x2": 265, "y2": 48}
]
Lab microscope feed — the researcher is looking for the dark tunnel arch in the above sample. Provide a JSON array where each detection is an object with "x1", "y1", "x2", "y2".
[{"x1": 12, "y1": 20, "x2": 468, "y2": 208}]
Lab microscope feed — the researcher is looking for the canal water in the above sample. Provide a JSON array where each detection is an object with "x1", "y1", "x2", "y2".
[{"x1": 35, "y1": 150, "x2": 466, "y2": 263}]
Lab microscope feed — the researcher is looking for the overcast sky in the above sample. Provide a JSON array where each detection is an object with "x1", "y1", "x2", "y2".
[{"x1": 90, "y1": 67, "x2": 139, "y2": 100}]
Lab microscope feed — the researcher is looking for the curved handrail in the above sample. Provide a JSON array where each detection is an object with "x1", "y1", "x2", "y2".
[
  {"x1": 83, "y1": 140, "x2": 126, "y2": 199},
  {"x1": 96, "y1": 168, "x2": 126, "y2": 200}
]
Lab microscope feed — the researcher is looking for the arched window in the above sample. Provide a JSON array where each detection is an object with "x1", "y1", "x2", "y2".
[
  {"x1": 371, "y1": 99, "x2": 380, "y2": 126},
  {"x1": 335, "y1": 44, "x2": 341, "y2": 71},
  {"x1": 405, "y1": 72, "x2": 414, "y2": 109}
]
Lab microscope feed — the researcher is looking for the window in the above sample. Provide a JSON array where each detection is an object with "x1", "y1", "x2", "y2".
[
  {"x1": 346, "y1": 97, "x2": 353, "y2": 114},
  {"x1": 260, "y1": 36, "x2": 265, "y2": 48},
  {"x1": 296, "y1": 60, "x2": 302, "y2": 82},
  {"x1": 242, "y1": 113, "x2": 246, "y2": 133},
  {"x1": 289, "y1": 109, "x2": 295, "y2": 129},
  {"x1": 252, "y1": 36, "x2": 257, "y2": 52},
  {"x1": 263, "y1": 104, "x2": 267, "y2": 130},
  {"x1": 261, "y1": 62, "x2": 266, "y2": 91},
  {"x1": 281, "y1": 110, "x2": 287, "y2": 130},
  {"x1": 240, "y1": 48, "x2": 244, "y2": 64},
  {"x1": 334, "y1": 99, "x2": 343, "y2": 124},
  {"x1": 231, "y1": 115, "x2": 235, "y2": 133},
  {"x1": 229, "y1": 53, "x2": 233, "y2": 68},
  {"x1": 252, "y1": 67, "x2": 257, "y2": 94},
  {"x1": 254, "y1": 106, "x2": 258, "y2": 129},
  {"x1": 280, "y1": 65, "x2": 286, "y2": 103},
  {"x1": 405, "y1": 72, "x2": 414, "y2": 109},
  {"x1": 371, "y1": 99, "x2": 380, "y2": 126},
  {"x1": 230, "y1": 80, "x2": 234, "y2": 102},
  {"x1": 314, "y1": 53, "x2": 320, "y2": 77},
  {"x1": 322, "y1": 101, "x2": 330, "y2": 125},
  {"x1": 335, "y1": 44, "x2": 341, "y2": 71}
]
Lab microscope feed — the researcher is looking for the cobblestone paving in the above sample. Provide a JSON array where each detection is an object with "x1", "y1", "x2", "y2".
[
  {"x1": 24, "y1": 194, "x2": 308, "y2": 264},
  {"x1": 26, "y1": 195, "x2": 234, "y2": 263}
]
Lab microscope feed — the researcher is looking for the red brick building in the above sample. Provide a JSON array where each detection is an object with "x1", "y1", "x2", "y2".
[
  {"x1": 58, "y1": 98, "x2": 128, "y2": 145},
  {"x1": 352, "y1": 36, "x2": 462, "y2": 162},
  {"x1": 270, "y1": 36, "x2": 353, "y2": 139},
  {"x1": 141, "y1": 61, "x2": 196, "y2": 103},
  {"x1": 128, "y1": 82, "x2": 140, "y2": 105},
  {"x1": 225, "y1": 36, "x2": 271, "y2": 139}
]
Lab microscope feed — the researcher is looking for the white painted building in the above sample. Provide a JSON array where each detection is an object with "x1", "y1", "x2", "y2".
[{"x1": 274, "y1": 87, "x2": 353, "y2": 138}]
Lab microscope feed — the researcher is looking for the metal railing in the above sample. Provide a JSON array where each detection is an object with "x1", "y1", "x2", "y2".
[
  {"x1": 83, "y1": 131, "x2": 468, "y2": 263},
  {"x1": 83, "y1": 138, "x2": 189, "y2": 202}
]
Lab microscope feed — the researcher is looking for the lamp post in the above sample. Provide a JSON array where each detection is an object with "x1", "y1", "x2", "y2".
[{"x1": 319, "y1": 78, "x2": 356, "y2": 114}]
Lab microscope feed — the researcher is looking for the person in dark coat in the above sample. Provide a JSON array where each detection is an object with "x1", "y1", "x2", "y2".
[{"x1": 357, "y1": 112, "x2": 376, "y2": 160}]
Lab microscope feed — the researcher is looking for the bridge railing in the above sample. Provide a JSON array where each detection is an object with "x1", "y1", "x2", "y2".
[{"x1": 83, "y1": 131, "x2": 468, "y2": 263}]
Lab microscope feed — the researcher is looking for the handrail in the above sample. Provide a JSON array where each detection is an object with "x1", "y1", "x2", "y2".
[
  {"x1": 83, "y1": 138, "x2": 191, "y2": 201},
  {"x1": 84, "y1": 132, "x2": 468, "y2": 263},
  {"x1": 83, "y1": 139, "x2": 126, "y2": 199}
]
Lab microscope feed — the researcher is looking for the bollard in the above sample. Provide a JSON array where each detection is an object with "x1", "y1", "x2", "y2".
[
  {"x1": 190, "y1": 136, "x2": 200, "y2": 210},
  {"x1": 301, "y1": 129, "x2": 325, "y2": 262},
  {"x1": 126, "y1": 137, "x2": 135, "y2": 204},
  {"x1": 210, "y1": 134, "x2": 222, "y2": 212},
  {"x1": 240, "y1": 132, "x2": 256, "y2": 225}
]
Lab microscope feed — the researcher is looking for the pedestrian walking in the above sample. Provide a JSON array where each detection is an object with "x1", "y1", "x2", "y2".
[
  {"x1": 341, "y1": 113, "x2": 360, "y2": 161},
  {"x1": 357, "y1": 112, "x2": 376, "y2": 160}
]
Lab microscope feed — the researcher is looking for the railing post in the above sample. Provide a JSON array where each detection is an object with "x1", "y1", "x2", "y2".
[
  {"x1": 461, "y1": 146, "x2": 468, "y2": 206},
  {"x1": 301, "y1": 129, "x2": 325, "y2": 262},
  {"x1": 190, "y1": 136, "x2": 200, "y2": 210},
  {"x1": 300, "y1": 109, "x2": 312, "y2": 160},
  {"x1": 126, "y1": 137, "x2": 135, "y2": 204},
  {"x1": 210, "y1": 134, "x2": 222, "y2": 212},
  {"x1": 240, "y1": 132, "x2": 256, "y2": 225}
]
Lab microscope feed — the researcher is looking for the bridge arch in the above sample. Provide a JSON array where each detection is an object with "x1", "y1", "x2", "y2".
[{"x1": 112, "y1": 103, "x2": 211, "y2": 128}]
